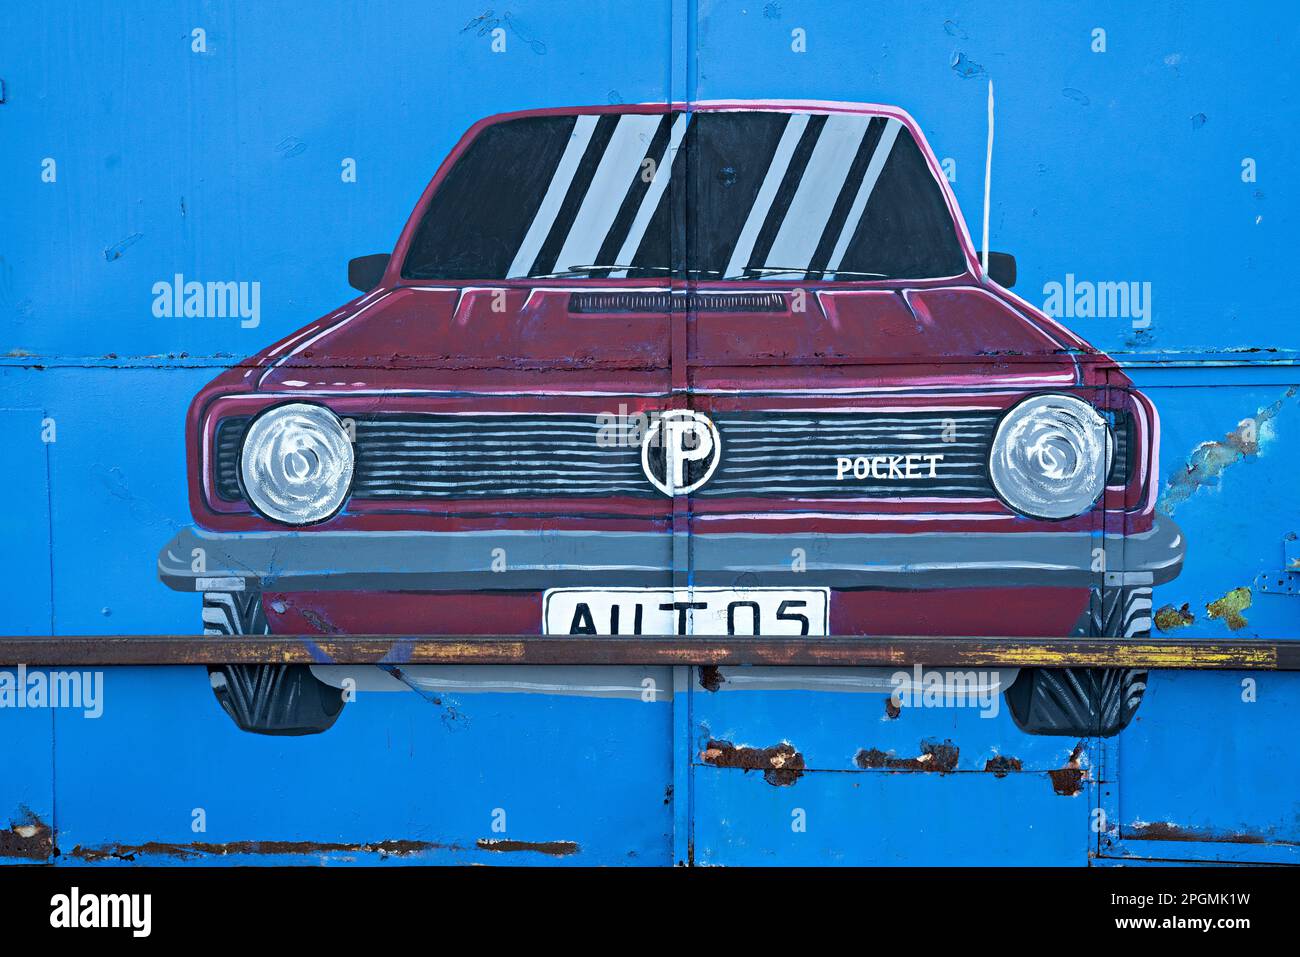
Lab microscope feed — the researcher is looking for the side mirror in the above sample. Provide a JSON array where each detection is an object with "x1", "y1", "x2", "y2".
[
  {"x1": 348, "y1": 253, "x2": 390, "y2": 292},
  {"x1": 984, "y1": 251, "x2": 1016, "y2": 288}
]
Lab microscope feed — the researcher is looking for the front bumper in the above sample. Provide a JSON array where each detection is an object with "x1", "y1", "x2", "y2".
[{"x1": 159, "y1": 518, "x2": 1185, "y2": 593}]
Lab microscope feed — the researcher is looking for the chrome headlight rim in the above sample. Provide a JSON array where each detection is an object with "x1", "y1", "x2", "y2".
[
  {"x1": 237, "y1": 401, "x2": 355, "y2": 526},
  {"x1": 988, "y1": 392, "x2": 1113, "y2": 521}
]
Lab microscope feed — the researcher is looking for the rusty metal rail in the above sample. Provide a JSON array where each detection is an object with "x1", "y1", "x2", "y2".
[{"x1": 0, "y1": 635, "x2": 1297, "y2": 668}]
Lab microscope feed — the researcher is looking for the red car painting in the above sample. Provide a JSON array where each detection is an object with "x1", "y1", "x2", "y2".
[{"x1": 157, "y1": 101, "x2": 1185, "y2": 736}]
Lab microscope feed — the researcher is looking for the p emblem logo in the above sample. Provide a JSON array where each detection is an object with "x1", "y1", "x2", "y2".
[{"x1": 642, "y1": 410, "x2": 721, "y2": 496}]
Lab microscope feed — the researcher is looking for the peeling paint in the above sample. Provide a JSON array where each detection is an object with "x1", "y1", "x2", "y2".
[
  {"x1": 1153, "y1": 602, "x2": 1195, "y2": 632},
  {"x1": 476, "y1": 838, "x2": 579, "y2": 856},
  {"x1": 1160, "y1": 387, "x2": 1297, "y2": 515},
  {"x1": 300, "y1": 607, "x2": 342, "y2": 635},
  {"x1": 0, "y1": 808, "x2": 52, "y2": 860},
  {"x1": 1048, "y1": 742, "x2": 1087, "y2": 796},
  {"x1": 698, "y1": 665, "x2": 725, "y2": 692},
  {"x1": 983, "y1": 755, "x2": 1023, "y2": 777},
  {"x1": 700, "y1": 739, "x2": 805, "y2": 786},
  {"x1": 460, "y1": 10, "x2": 547, "y2": 55},
  {"x1": 1206, "y1": 587, "x2": 1251, "y2": 631},
  {"x1": 855, "y1": 738, "x2": 959, "y2": 773},
  {"x1": 103, "y1": 232, "x2": 143, "y2": 262},
  {"x1": 1126, "y1": 821, "x2": 1296, "y2": 846},
  {"x1": 69, "y1": 837, "x2": 454, "y2": 862},
  {"x1": 949, "y1": 51, "x2": 985, "y2": 79}
]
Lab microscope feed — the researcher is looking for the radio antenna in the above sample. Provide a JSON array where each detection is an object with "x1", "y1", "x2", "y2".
[{"x1": 982, "y1": 79, "x2": 994, "y2": 273}]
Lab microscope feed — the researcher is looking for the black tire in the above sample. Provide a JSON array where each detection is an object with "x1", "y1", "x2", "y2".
[
  {"x1": 1004, "y1": 586, "x2": 1152, "y2": 737},
  {"x1": 203, "y1": 591, "x2": 345, "y2": 736}
]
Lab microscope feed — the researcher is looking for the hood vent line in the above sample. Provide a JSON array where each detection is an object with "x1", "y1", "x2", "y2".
[{"x1": 568, "y1": 291, "x2": 787, "y2": 314}]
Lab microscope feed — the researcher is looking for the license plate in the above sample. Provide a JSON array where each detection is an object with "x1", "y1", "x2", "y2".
[{"x1": 543, "y1": 587, "x2": 830, "y2": 636}]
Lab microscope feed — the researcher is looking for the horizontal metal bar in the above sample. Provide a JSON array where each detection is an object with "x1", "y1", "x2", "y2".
[{"x1": 0, "y1": 636, "x2": 1296, "y2": 669}]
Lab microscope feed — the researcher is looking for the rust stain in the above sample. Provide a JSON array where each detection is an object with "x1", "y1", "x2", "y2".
[
  {"x1": 1, "y1": 636, "x2": 1282, "y2": 669},
  {"x1": 1048, "y1": 742, "x2": 1087, "y2": 796},
  {"x1": 403, "y1": 639, "x2": 529, "y2": 662},
  {"x1": 1159, "y1": 387, "x2": 1296, "y2": 516},
  {"x1": 855, "y1": 739, "x2": 959, "y2": 773},
  {"x1": 884, "y1": 695, "x2": 902, "y2": 719},
  {"x1": 1127, "y1": 822, "x2": 1292, "y2": 846},
  {"x1": 69, "y1": 838, "x2": 454, "y2": 862},
  {"x1": 300, "y1": 607, "x2": 342, "y2": 635},
  {"x1": 0, "y1": 808, "x2": 53, "y2": 860},
  {"x1": 1153, "y1": 603, "x2": 1195, "y2": 632},
  {"x1": 1206, "y1": 587, "x2": 1252, "y2": 631},
  {"x1": 700, "y1": 739, "x2": 806, "y2": 786},
  {"x1": 476, "y1": 838, "x2": 579, "y2": 856},
  {"x1": 983, "y1": 755, "x2": 1023, "y2": 777},
  {"x1": 889, "y1": 641, "x2": 1273, "y2": 669},
  {"x1": 698, "y1": 665, "x2": 725, "y2": 692}
]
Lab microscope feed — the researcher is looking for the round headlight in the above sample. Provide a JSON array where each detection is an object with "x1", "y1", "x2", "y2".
[
  {"x1": 239, "y1": 403, "x2": 354, "y2": 524},
  {"x1": 989, "y1": 394, "x2": 1112, "y2": 520}
]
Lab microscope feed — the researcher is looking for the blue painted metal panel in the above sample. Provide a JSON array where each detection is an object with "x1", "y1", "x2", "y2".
[
  {"x1": 691, "y1": 672, "x2": 1080, "y2": 771},
  {"x1": 1105, "y1": 670, "x2": 1300, "y2": 864},
  {"x1": 691, "y1": 0, "x2": 1298, "y2": 360},
  {"x1": 48, "y1": 666, "x2": 673, "y2": 865},
  {"x1": 1136, "y1": 377, "x2": 1300, "y2": 639},
  {"x1": 2, "y1": 0, "x2": 1298, "y2": 866},
  {"x1": 0, "y1": 699, "x2": 54, "y2": 864},
  {"x1": 0, "y1": 410, "x2": 52, "y2": 636},
  {"x1": 694, "y1": 771, "x2": 1091, "y2": 866}
]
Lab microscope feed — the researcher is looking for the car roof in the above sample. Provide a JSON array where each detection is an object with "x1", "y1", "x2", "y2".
[{"x1": 472, "y1": 100, "x2": 920, "y2": 128}]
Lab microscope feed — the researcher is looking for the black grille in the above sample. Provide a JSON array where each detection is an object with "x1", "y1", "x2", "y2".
[
  {"x1": 351, "y1": 414, "x2": 651, "y2": 498},
  {"x1": 212, "y1": 411, "x2": 1008, "y2": 503},
  {"x1": 1108, "y1": 410, "x2": 1132, "y2": 485},
  {"x1": 213, "y1": 417, "x2": 249, "y2": 501},
  {"x1": 568, "y1": 291, "x2": 787, "y2": 313},
  {"x1": 702, "y1": 411, "x2": 997, "y2": 497}
]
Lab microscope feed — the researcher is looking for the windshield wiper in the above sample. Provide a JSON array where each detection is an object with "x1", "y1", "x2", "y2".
[
  {"x1": 722, "y1": 267, "x2": 892, "y2": 280},
  {"x1": 529, "y1": 264, "x2": 675, "y2": 278},
  {"x1": 529, "y1": 264, "x2": 888, "y2": 280}
]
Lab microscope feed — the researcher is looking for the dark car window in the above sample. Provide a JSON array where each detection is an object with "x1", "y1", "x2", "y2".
[{"x1": 401, "y1": 111, "x2": 969, "y2": 282}]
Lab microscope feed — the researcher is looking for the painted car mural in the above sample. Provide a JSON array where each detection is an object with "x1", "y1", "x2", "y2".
[{"x1": 157, "y1": 101, "x2": 1186, "y2": 737}]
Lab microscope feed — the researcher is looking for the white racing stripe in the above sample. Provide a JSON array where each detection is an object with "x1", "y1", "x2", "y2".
[
  {"x1": 825, "y1": 118, "x2": 902, "y2": 274},
  {"x1": 552, "y1": 113, "x2": 665, "y2": 274},
  {"x1": 722, "y1": 113, "x2": 810, "y2": 278},
  {"x1": 762, "y1": 113, "x2": 871, "y2": 272},
  {"x1": 506, "y1": 114, "x2": 599, "y2": 277},
  {"x1": 609, "y1": 112, "x2": 690, "y2": 277}
]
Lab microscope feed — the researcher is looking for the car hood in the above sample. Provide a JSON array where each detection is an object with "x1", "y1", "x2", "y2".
[{"x1": 248, "y1": 282, "x2": 1099, "y2": 394}]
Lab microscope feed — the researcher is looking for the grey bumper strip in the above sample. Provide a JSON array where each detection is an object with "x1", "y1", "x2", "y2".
[{"x1": 159, "y1": 518, "x2": 1185, "y2": 592}]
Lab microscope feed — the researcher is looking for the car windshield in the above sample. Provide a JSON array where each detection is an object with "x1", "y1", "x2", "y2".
[{"x1": 401, "y1": 110, "x2": 969, "y2": 282}]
